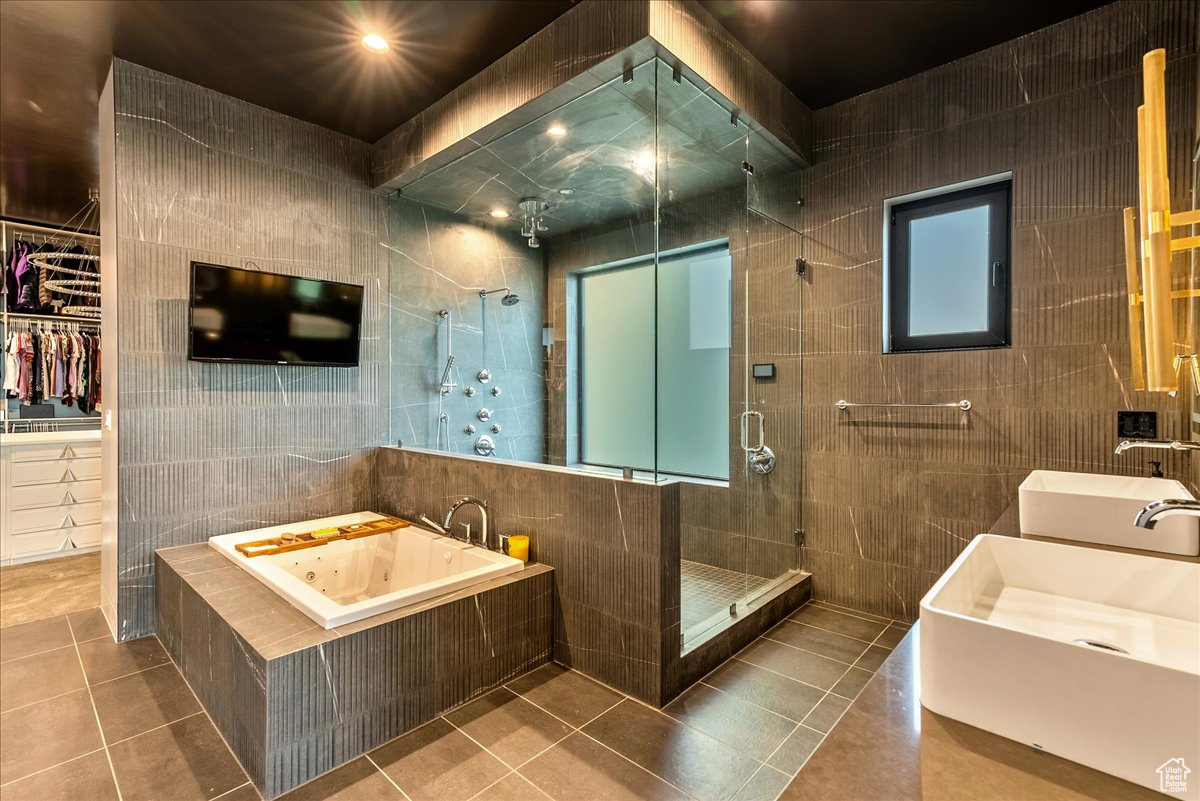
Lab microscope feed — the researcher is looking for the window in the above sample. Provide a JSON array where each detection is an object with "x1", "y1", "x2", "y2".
[
  {"x1": 886, "y1": 179, "x2": 1011, "y2": 352},
  {"x1": 576, "y1": 242, "x2": 731, "y2": 481}
]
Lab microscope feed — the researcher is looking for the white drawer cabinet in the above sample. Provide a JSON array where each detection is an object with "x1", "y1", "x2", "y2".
[{"x1": 1, "y1": 431, "x2": 104, "y2": 564}]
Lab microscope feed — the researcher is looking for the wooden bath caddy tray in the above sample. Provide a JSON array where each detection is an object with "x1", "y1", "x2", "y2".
[{"x1": 235, "y1": 517, "x2": 410, "y2": 558}]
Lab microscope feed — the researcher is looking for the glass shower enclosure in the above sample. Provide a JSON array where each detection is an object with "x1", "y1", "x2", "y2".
[{"x1": 384, "y1": 53, "x2": 810, "y2": 653}]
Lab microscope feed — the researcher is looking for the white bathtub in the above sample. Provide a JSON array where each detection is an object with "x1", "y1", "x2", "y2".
[{"x1": 208, "y1": 511, "x2": 525, "y2": 628}]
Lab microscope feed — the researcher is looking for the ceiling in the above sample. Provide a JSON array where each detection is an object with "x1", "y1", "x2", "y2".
[
  {"x1": 0, "y1": 0, "x2": 1108, "y2": 229},
  {"x1": 402, "y1": 58, "x2": 799, "y2": 239}
]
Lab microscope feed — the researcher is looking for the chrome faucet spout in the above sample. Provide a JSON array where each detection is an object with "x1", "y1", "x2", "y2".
[
  {"x1": 443, "y1": 497, "x2": 490, "y2": 548},
  {"x1": 1133, "y1": 498, "x2": 1200, "y2": 529}
]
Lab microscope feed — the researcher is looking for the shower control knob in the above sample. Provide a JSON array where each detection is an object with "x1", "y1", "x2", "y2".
[
  {"x1": 474, "y1": 435, "x2": 496, "y2": 457},
  {"x1": 491, "y1": 424, "x2": 502, "y2": 434},
  {"x1": 464, "y1": 386, "x2": 476, "y2": 397},
  {"x1": 490, "y1": 386, "x2": 502, "y2": 397},
  {"x1": 476, "y1": 408, "x2": 492, "y2": 421},
  {"x1": 477, "y1": 369, "x2": 491, "y2": 383},
  {"x1": 463, "y1": 425, "x2": 476, "y2": 435}
]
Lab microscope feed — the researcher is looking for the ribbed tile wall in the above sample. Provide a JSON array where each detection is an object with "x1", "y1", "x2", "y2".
[
  {"x1": 373, "y1": 446, "x2": 678, "y2": 704},
  {"x1": 791, "y1": 0, "x2": 1198, "y2": 620},
  {"x1": 108, "y1": 60, "x2": 391, "y2": 639}
]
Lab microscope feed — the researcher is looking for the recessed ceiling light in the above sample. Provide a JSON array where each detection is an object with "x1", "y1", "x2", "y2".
[
  {"x1": 488, "y1": 209, "x2": 510, "y2": 218},
  {"x1": 546, "y1": 126, "x2": 567, "y2": 137},
  {"x1": 361, "y1": 33, "x2": 390, "y2": 54},
  {"x1": 558, "y1": 188, "x2": 575, "y2": 196}
]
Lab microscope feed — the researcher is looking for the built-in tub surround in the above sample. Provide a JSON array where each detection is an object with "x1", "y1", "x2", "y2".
[
  {"x1": 155, "y1": 542, "x2": 552, "y2": 799},
  {"x1": 209, "y1": 512, "x2": 525, "y2": 628}
]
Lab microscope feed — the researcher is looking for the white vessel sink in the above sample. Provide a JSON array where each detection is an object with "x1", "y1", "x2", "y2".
[
  {"x1": 920, "y1": 534, "x2": 1199, "y2": 800},
  {"x1": 1019, "y1": 470, "x2": 1199, "y2": 556}
]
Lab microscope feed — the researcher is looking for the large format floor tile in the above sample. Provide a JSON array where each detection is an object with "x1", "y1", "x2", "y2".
[
  {"x1": 369, "y1": 718, "x2": 510, "y2": 801},
  {"x1": 0, "y1": 559, "x2": 907, "y2": 801},
  {"x1": 583, "y1": 699, "x2": 761, "y2": 801},
  {"x1": 0, "y1": 645, "x2": 86, "y2": 711},
  {"x1": 76, "y1": 635, "x2": 171, "y2": 685},
  {"x1": 663, "y1": 682, "x2": 795, "y2": 759},
  {"x1": 90, "y1": 662, "x2": 202, "y2": 743},
  {"x1": 0, "y1": 615, "x2": 74, "y2": 661},
  {"x1": 443, "y1": 688, "x2": 573, "y2": 768},
  {"x1": 701, "y1": 658, "x2": 827, "y2": 722},
  {"x1": 107, "y1": 712, "x2": 249, "y2": 801},
  {"x1": 0, "y1": 749, "x2": 120, "y2": 801},
  {"x1": 519, "y1": 732, "x2": 690, "y2": 801},
  {"x1": 276, "y1": 757, "x2": 402, "y2": 801},
  {"x1": 0, "y1": 688, "x2": 103, "y2": 783},
  {"x1": 504, "y1": 662, "x2": 623, "y2": 727}
]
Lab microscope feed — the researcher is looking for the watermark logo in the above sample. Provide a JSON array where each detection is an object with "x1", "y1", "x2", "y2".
[{"x1": 1158, "y1": 758, "x2": 1190, "y2": 794}]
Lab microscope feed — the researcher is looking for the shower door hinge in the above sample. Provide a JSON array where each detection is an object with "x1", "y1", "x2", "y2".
[
  {"x1": 623, "y1": 64, "x2": 634, "y2": 84},
  {"x1": 795, "y1": 529, "x2": 806, "y2": 547},
  {"x1": 742, "y1": 161, "x2": 754, "y2": 176},
  {"x1": 729, "y1": 602, "x2": 737, "y2": 616},
  {"x1": 672, "y1": 63, "x2": 682, "y2": 84}
]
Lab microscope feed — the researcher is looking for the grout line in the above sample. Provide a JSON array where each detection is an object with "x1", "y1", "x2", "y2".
[
  {"x1": 781, "y1": 615, "x2": 883, "y2": 646},
  {"x1": 70, "y1": 619, "x2": 125, "y2": 801},
  {"x1": 464, "y1": 770, "x2": 517, "y2": 801},
  {"x1": 694, "y1": 678, "x2": 804, "y2": 724},
  {"x1": 729, "y1": 722, "x2": 800, "y2": 796},
  {"x1": 210, "y1": 780, "x2": 254, "y2": 801},
  {"x1": 760, "y1": 626, "x2": 869, "y2": 667},
  {"x1": 364, "y1": 753, "x2": 412, "y2": 801},
  {"x1": 509, "y1": 693, "x2": 626, "y2": 772},
  {"x1": 572, "y1": 725, "x2": 705, "y2": 801},
  {"x1": 0, "y1": 683, "x2": 93, "y2": 714},
  {"x1": 103, "y1": 711, "x2": 205, "y2": 748},
  {"x1": 0, "y1": 746, "x2": 108, "y2": 788},
  {"x1": 729, "y1": 655, "x2": 837, "y2": 696},
  {"x1": 154, "y1": 635, "x2": 257, "y2": 794},
  {"x1": 808, "y1": 600, "x2": 896, "y2": 626},
  {"x1": 441, "y1": 712, "x2": 520, "y2": 771},
  {"x1": 0, "y1": 638, "x2": 77, "y2": 664}
]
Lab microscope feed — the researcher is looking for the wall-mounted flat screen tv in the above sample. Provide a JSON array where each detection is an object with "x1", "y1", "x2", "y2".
[{"x1": 188, "y1": 262, "x2": 363, "y2": 367}]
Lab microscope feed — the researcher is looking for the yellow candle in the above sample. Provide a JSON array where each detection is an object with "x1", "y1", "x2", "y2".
[{"x1": 507, "y1": 535, "x2": 530, "y2": 563}]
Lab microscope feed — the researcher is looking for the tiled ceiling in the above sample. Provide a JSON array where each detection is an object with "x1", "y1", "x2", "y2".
[{"x1": 0, "y1": 0, "x2": 1109, "y2": 228}]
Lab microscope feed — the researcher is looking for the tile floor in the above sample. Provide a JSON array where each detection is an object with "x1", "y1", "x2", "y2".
[
  {"x1": 0, "y1": 551, "x2": 908, "y2": 801},
  {"x1": 680, "y1": 560, "x2": 772, "y2": 632}
]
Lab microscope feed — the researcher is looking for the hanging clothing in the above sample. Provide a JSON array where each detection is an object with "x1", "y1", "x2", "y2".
[
  {"x1": 2, "y1": 327, "x2": 101, "y2": 413},
  {"x1": 5, "y1": 240, "x2": 29, "y2": 310}
]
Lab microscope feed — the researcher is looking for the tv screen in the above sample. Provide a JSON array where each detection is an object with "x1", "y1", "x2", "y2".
[{"x1": 188, "y1": 262, "x2": 363, "y2": 367}]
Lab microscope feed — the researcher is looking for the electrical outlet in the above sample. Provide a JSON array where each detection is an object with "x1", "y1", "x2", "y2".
[{"x1": 1117, "y1": 411, "x2": 1157, "y2": 440}]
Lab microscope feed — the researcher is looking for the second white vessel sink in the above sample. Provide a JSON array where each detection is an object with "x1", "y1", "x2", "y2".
[
  {"x1": 920, "y1": 534, "x2": 1200, "y2": 800},
  {"x1": 1019, "y1": 470, "x2": 1199, "y2": 555}
]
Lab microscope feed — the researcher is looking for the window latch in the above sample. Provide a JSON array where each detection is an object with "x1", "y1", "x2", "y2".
[{"x1": 992, "y1": 261, "x2": 1003, "y2": 288}]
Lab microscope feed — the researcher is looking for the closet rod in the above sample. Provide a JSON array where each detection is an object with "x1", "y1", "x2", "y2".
[
  {"x1": 2, "y1": 219, "x2": 100, "y2": 242},
  {"x1": 3, "y1": 312, "x2": 100, "y2": 327}
]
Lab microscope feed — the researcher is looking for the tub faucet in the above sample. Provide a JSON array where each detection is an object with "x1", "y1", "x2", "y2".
[
  {"x1": 443, "y1": 497, "x2": 489, "y2": 548},
  {"x1": 1133, "y1": 498, "x2": 1200, "y2": 529}
]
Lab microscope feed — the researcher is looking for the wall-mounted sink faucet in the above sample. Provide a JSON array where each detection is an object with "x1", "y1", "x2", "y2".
[
  {"x1": 443, "y1": 496, "x2": 491, "y2": 549},
  {"x1": 1114, "y1": 439, "x2": 1200, "y2": 455},
  {"x1": 1133, "y1": 498, "x2": 1200, "y2": 529}
]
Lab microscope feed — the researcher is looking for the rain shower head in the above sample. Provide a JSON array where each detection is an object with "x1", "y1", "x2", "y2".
[{"x1": 480, "y1": 287, "x2": 520, "y2": 306}]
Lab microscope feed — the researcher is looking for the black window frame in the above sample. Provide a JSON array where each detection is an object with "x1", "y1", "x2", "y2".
[{"x1": 888, "y1": 180, "x2": 1012, "y2": 353}]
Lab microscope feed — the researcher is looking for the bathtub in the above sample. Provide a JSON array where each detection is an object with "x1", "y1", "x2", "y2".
[{"x1": 208, "y1": 511, "x2": 525, "y2": 628}]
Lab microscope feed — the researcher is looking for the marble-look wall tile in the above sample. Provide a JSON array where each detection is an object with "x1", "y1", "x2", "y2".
[
  {"x1": 796, "y1": 0, "x2": 1197, "y2": 620},
  {"x1": 385, "y1": 198, "x2": 546, "y2": 460},
  {"x1": 106, "y1": 60, "x2": 391, "y2": 639},
  {"x1": 373, "y1": 447, "x2": 674, "y2": 704}
]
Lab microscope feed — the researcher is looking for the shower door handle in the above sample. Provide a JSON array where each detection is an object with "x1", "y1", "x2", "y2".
[
  {"x1": 740, "y1": 411, "x2": 776, "y2": 475},
  {"x1": 740, "y1": 411, "x2": 765, "y2": 453}
]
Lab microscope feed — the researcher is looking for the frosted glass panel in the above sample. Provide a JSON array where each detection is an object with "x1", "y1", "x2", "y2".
[
  {"x1": 657, "y1": 248, "x2": 731, "y2": 479},
  {"x1": 908, "y1": 205, "x2": 990, "y2": 336},
  {"x1": 580, "y1": 266, "x2": 655, "y2": 470},
  {"x1": 579, "y1": 245, "x2": 730, "y2": 479}
]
